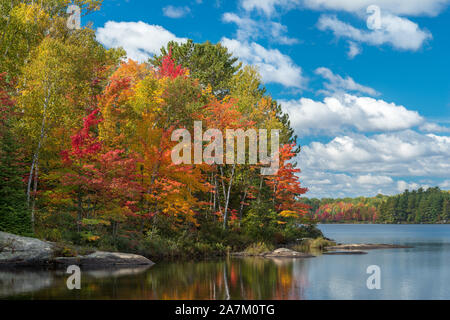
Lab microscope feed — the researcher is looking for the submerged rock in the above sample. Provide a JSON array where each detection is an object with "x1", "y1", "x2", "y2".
[
  {"x1": 264, "y1": 248, "x2": 315, "y2": 258},
  {"x1": 326, "y1": 243, "x2": 412, "y2": 250},
  {"x1": 323, "y1": 250, "x2": 368, "y2": 255},
  {"x1": 0, "y1": 232, "x2": 154, "y2": 268},
  {"x1": 82, "y1": 265, "x2": 151, "y2": 278},
  {"x1": 232, "y1": 247, "x2": 315, "y2": 258}
]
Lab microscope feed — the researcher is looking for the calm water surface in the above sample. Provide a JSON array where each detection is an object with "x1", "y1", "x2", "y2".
[{"x1": 2, "y1": 224, "x2": 450, "y2": 300}]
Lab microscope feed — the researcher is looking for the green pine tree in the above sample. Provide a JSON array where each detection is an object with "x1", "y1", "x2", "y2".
[
  {"x1": 0, "y1": 123, "x2": 32, "y2": 236},
  {"x1": 442, "y1": 199, "x2": 449, "y2": 223}
]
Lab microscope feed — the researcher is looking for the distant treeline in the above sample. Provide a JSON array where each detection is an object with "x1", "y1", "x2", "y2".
[{"x1": 300, "y1": 187, "x2": 450, "y2": 224}]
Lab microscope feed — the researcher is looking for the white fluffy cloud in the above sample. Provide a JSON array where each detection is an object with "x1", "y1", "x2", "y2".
[
  {"x1": 440, "y1": 180, "x2": 450, "y2": 188},
  {"x1": 303, "y1": 0, "x2": 450, "y2": 16},
  {"x1": 162, "y1": 6, "x2": 191, "y2": 18},
  {"x1": 298, "y1": 169, "x2": 431, "y2": 198},
  {"x1": 222, "y1": 13, "x2": 298, "y2": 45},
  {"x1": 241, "y1": 0, "x2": 450, "y2": 17},
  {"x1": 96, "y1": 21, "x2": 187, "y2": 62},
  {"x1": 347, "y1": 41, "x2": 362, "y2": 58},
  {"x1": 240, "y1": 0, "x2": 300, "y2": 16},
  {"x1": 299, "y1": 131, "x2": 450, "y2": 176},
  {"x1": 356, "y1": 174, "x2": 393, "y2": 185},
  {"x1": 318, "y1": 14, "x2": 432, "y2": 51},
  {"x1": 396, "y1": 180, "x2": 424, "y2": 192},
  {"x1": 297, "y1": 130, "x2": 450, "y2": 197},
  {"x1": 281, "y1": 94, "x2": 423, "y2": 135},
  {"x1": 315, "y1": 67, "x2": 379, "y2": 96},
  {"x1": 420, "y1": 122, "x2": 450, "y2": 133},
  {"x1": 220, "y1": 37, "x2": 306, "y2": 88}
]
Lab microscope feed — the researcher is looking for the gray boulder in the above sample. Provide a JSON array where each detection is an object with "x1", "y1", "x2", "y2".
[
  {"x1": 0, "y1": 231, "x2": 54, "y2": 266},
  {"x1": 0, "y1": 232, "x2": 154, "y2": 267}
]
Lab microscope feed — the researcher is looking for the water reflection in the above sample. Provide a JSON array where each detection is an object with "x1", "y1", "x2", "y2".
[
  {"x1": 144, "y1": 258, "x2": 310, "y2": 300},
  {"x1": 2, "y1": 225, "x2": 450, "y2": 300},
  {"x1": 1, "y1": 258, "x2": 309, "y2": 300},
  {"x1": 0, "y1": 270, "x2": 54, "y2": 297}
]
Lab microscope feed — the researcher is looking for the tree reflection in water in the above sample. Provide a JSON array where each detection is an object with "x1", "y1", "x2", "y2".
[{"x1": 1, "y1": 258, "x2": 310, "y2": 299}]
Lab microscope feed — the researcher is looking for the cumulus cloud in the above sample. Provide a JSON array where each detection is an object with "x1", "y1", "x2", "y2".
[
  {"x1": 298, "y1": 169, "x2": 430, "y2": 198},
  {"x1": 356, "y1": 174, "x2": 393, "y2": 185},
  {"x1": 440, "y1": 180, "x2": 450, "y2": 189},
  {"x1": 295, "y1": 130, "x2": 450, "y2": 197},
  {"x1": 222, "y1": 12, "x2": 298, "y2": 45},
  {"x1": 240, "y1": 0, "x2": 450, "y2": 17},
  {"x1": 318, "y1": 14, "x2": 432, "y2": 51},
  {"x1": 162, "y1": 5, "x2": 191, "y2": 18},
  {"x1": 396, "y1": 180, "x2": 424, "y2": 192},
  {"x1": 281, "y1": 94, "x2": 423, "y2": 135},
  {"x1": 96, "y1": 21, "x2": 187, "y2": 62},
  {"x1": 420, "y1": 122, "x2": 450, "y2": 133},
  {"x1": 347, "y1": 41, "x2": 362, "y2": 58},
  {"x1": 221, "y1": 37, "x2": 306, "y2": 88},
  {"x1": 315, "y1": 67, "x2": 379, "y2": 96},
  {"x1": 299, "y1": 130, "x2": 450, "y2": 177},
  {"x1": 303, "y1": 0, "x2": 450, "y2": 16},
  {"x1": 240, "y1": 0, "x2": 300, "y2": 16}
]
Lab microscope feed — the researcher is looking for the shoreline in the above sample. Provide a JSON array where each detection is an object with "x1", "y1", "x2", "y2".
[
  {"x1": 317, "y1": 222, "x2": 450, "y2": 225},
  {"x1": 1, "y1": 224, "x2": 425, "y2": 268}
]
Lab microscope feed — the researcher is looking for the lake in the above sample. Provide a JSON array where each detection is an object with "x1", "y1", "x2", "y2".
[{"x1": 2, "y1": 224, "x2": 450, "y2": 300}]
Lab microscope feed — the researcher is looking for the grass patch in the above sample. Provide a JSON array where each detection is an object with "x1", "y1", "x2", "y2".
[
  {"x1": 52, "y1": 242, "x2": 96, "y2": 258},
  {"x1": 293, "y1": 237, "x2": 336, "y2": 253},
  {"x1": 244, "y1": 242, "x2": 274, "y2": 255}
]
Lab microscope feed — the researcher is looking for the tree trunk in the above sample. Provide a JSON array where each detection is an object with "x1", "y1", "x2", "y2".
[
  {"x1": 222, "y1": 164, "x2": 236, "y2": 230},
  {"x1": 30, "y1": 164, "x2": 38, "y2": 233},
  {"x1": 27, "y1": 90, "x2": 49, "y2": 232},
  {"x1": 223, "y1": 263, "x2": 230, "y2": 300}
]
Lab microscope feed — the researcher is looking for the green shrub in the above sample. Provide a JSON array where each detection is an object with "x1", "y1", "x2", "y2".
[
  {"x1": 293, "y1": 237, "x2": 336, "y2": 252},
  {"x1": 242, "y1": 202, "x2": 279, "y2": 242},
  {"x1": 244, "y1": 242, "x2": 274, "y2": 255},
  {"x1": 310, "y1": 237, "x2": 336, "y2": 250},
  {"x1": 52, "y1": 243, "x2": 77, "y2": 258}
]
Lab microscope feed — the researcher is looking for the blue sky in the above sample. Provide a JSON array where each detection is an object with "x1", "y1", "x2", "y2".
[{"x1": 87, "y1": 0, "x2": 450, "y2": 198}]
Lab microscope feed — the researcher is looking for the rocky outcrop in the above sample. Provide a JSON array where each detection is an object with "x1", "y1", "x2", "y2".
[
  {"x1": 0, "y1": 232, "x2": 54, "y2": 266},
  {"x1": 53, "y1": 251, "x2": 154, "y2": 267},
  {"x1": 0, "y1": 232, "x2": 154, "y2": 268}
]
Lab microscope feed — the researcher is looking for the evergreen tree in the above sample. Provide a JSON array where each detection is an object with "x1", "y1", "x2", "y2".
[
  {"x1": 150, "y1": 40, "x2": 240, "y2": 98},
  {"x1": 442, "y1": 199, "x2": 449, "y2": 223},
  {"x1": 302, "y1": 188, "x2": 450, "y2": 224},
  {"x1": 0, "y1": 122, "x2": 32, "y2": 236}
]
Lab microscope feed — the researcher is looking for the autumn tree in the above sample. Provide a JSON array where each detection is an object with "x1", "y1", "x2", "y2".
[{"x1": 150, "y1": 40, "x2": 241, "y2": 98}]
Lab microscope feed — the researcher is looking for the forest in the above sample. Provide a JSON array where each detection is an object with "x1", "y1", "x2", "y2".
[
  {"x1": 0, "y1": 0, "x2": 320, "y2": 260},
  {"x1": 301, "y1": 187, "x2": 450, "y2": 224}
]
